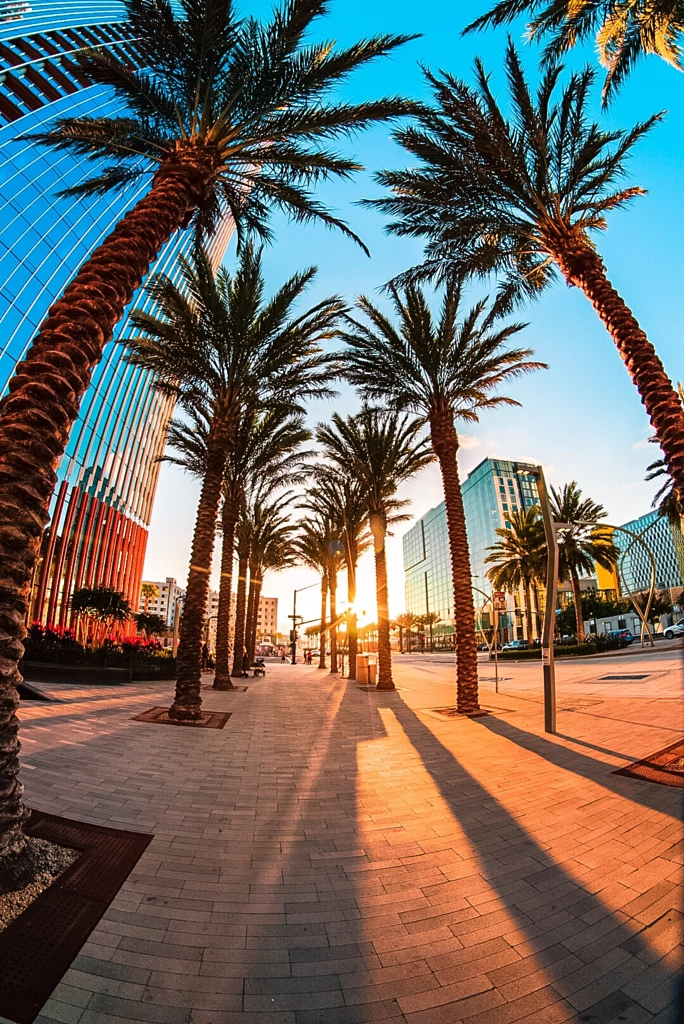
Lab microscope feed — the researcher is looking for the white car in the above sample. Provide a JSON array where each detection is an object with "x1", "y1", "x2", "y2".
[{"x1": 663, "y1": 619, "x2": 684, "y2": 640}]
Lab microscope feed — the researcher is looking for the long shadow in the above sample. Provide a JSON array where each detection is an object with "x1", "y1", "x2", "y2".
[
  {"x1": 372, "y1": 691, "x2": 682, "y2": 1022},
  {"x1": 474, "y1": 712, "x2": 682, "y2": 819}
]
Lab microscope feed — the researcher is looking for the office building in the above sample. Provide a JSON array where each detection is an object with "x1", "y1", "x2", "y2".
[
  {"x1": 0, "y1": 2, "x2": 233, "y2": 627},
  {"x1": 256, "y1": 596, "x2": 278, "y2": 642},
  {"x1": 403, "y1": 458, "x2": 540, "y2": 638},
  {"x1": 616, "y1": 510, "x2": 684, "y2": 595}
]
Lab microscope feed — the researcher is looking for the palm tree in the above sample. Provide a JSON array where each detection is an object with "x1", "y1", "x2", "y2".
[
  {"x1": 371, "y1": 45, "x2": 684, "y2": 511},
  {"x1": 550, "y1": 483, "x2": 619, "y2": 641},
  {"x1": 0, "y1": 0, "x2": 414, "y2": 884},
  {"x1": 422, "y1": 611, "x2": 442, "y2": 652},
  {"x1": 161, "y1": 406, "x2": 309, "y2": 688},
  {"x1": 294, "y1": 515, "x2": 339, "y2": 671},
  {"x1": 318, "y1": 409, "x2": 433, "y2": 690},
  {"x1": 645, "y1": 382, "x2": 684, "y2": 526},
  {"x1": 465, "y1": 0, "x2": 684, "y2": 101},
  {"x1": 244, "y1": 494, "x2": 296, "y2": 665},
  {"x1": 394, "y1": 611, "x2": 419, "y2": 653},
  {"x1": 140, "y1": 582, "x2": 159, "y2": 614},
  {"x1": 340, "y1": 282, "x2": 543, "y2": 712},
  {"x1": 231, "y1": 508, "x2": 254, "y2": 678},
  {"x1": 301, "y1": 469, "x2": 369, "y2": 677},
  {"x1": 485, "y1": 507, "x2": 546, "y2": 641},
  {"x1": 127, "y1": 244, "x2": 337, "y2": 719}
]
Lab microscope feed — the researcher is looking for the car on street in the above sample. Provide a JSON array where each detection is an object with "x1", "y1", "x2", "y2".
[
  {"x1": 663, "y1": 619, "x2": 684, "y2": 640},
  {"x1": 501, "y1": 639, "x2": 530, "y2": 652},
  {"x1": 606, "y1": 629, "x2": 634, "y2": 646}
]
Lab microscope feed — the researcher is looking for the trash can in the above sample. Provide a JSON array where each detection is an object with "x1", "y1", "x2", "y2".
[
  {"x1": 367, "y1": 657, "x2": 377, "y2": 686},
  {"x1": 356, "y1": 653, "x2": 369, "y2": 685}
]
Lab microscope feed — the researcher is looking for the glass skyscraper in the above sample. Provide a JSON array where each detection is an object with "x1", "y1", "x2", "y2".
[
  {"x1": 616, "y1": 510, "x2": 684, "y2": 594},
  {"x1": 402, "y1": 458, "x2": 540, "y2": 637},
  {"x1": 0, "y1": 1, "x2": 233, "y2": 625}
]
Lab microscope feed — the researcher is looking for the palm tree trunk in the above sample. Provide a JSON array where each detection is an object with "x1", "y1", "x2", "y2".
[
  {"x1": 318, "y1": 575, "x2": 328, "y2": 670},
  {"x1": 398, "y1": 626, "x2": 403, "y2": 654},
  {"x1": 0, "y1": 160, "x2": 216, "y2": 881},
  {"x1": 553, "y1": 238, "x2": 684, "y2": 502},
  {"x1": 571, "y1": 570, "x2": 585, "y2": 642},
  {"x1": 370, "y1": 513, "x2": 393, "y2": 690},
  {"x1": 170, "y1": 445, "x2": 226, "y2": 721},
  {"x1": 329, "y1": 572, "x2": 338, "y2": 673},
  {"x1": 213, "y1": 497, "x2": 239, "y2": 690},
  {"x1": 246, "y1": 574, "x2": 262, "y2": 665},
  {"x1": 523, "y1": 580, "x2": 534, "y2": 641},
  {"x1": 231, "y1": 547, "x2": 250, "y2": 677},
  {"x1": 429, "y1": 411, "x2": 480, "y2": 714},
  {"x1": 244, "y1": 564, "x2": 258, "y2": 667},
  {"x1": 347, "y1": 559, "x2": 357, "y2": 680}
]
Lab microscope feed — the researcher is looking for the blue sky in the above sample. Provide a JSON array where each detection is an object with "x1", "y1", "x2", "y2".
[{"x1": 144, "y1": 0, "x2": 684, "y2": 631}]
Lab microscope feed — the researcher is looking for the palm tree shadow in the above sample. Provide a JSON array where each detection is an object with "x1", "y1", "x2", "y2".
[{"x1": 372, "y1": 691, "x2": 682, "y2": 1020}]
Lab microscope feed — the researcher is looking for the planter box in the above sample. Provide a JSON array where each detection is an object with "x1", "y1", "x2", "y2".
[{"x1": 19, "y1": 661, "x2": 131, "y2": 684}]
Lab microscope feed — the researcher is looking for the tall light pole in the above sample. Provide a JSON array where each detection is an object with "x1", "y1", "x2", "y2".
[
  {"x1": 515, "y1": 464, "x2": 558, "y2": 734},
  {"x1": 289, "y1": 582, "x2": 319, "y2": 664}
]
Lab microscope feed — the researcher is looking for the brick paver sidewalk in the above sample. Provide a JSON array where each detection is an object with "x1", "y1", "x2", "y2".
[{"x1": 6, "y1": 662, "x2": 682, "y2": 1024}]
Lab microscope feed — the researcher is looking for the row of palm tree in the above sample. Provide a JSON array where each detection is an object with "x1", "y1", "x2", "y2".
[
  {"x1": 0, "y1": 0, "x2": 681, "y2": 888},
  {"x1": 485, "y1": 482, "x2": 619, "y2": 641}
]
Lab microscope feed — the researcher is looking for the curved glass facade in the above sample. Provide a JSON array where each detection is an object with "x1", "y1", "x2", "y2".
[{"x1": 0, "y1": 1, "x2": 233, "y2": 624}]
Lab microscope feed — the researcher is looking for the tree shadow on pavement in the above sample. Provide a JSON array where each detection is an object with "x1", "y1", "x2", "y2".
[{"x1": 370, "y1": 690, "x2": 682, "y2": 1024}]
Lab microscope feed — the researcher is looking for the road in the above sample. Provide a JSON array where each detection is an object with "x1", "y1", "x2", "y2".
[{"x1": 391, "y1": 644, "x2": 684, "y2": 701}]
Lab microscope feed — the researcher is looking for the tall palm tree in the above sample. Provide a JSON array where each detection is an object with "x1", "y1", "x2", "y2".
[
  {"x1": 0, "y1": 0, "x2": 414, "y2": 884},
  {"x1": 645, "y1": 382, "x2": 684, "y2": 526},
  {"x1": 485, "y1": 507, "x2": 546, "y2": 641},
  {"x1": 162, "y1": 406, "x2": 309, "y2": 688},
  {"x1": 127, "y1": 244, "x2": 337, "y2": 719},
  {"x1": 231, "y1": 507, "x2": 254, "y2": 678},
  {"x1": 244, "y1": 495, "x2": 296, "y2": 665},
  {"x1": 318, "y1": 409, "x2": 433, "y2": 690},
  {"x1": 340, "y1": 282, "x2": 543, "y2": 712},
  {"x1": 294, "y1": 515, "x2": 339, "y2": 671},
  {"x1": 371, "y1": 45, "x2": 684, "y2": 512},
  {"x1": 466, "y1": 0, "x2": 684, "y2": 101},
  {"x1": 550, "y1": 482, "x2": 619, "y2": 641},
  {"x1": 394, "y1": 611, "x2": 419, "y2": 653},
  {"x1": 301, "y1": 469, "x2": 369, "y2": 676}
]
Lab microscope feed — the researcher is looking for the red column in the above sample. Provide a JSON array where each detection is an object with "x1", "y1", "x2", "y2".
[
  {"x1": 85, "y1": 500, "x2": 107, "y2": 588},
  {"x1": 46, "y1": 486, "x2": 79, "y2": 625},
  {"x1": 102, "y1": 510, "x2": 123, "y2": 586},
  {"x1": 58, "y1": 493, "x2": 91, "y2": 625},
  {"x1": 71, "y1": 494, "x2": 99, "y2": 603},
  {"x1": 33, "y1": 480, "x2": 68, "y2": 623}
]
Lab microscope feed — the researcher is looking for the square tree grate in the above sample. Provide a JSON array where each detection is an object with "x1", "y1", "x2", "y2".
[
  {"x1": 601, "y1": 674, "x2": 649, "y2": 681},
  {"x1": 131, "y1": 706, "x2": 231, "y2": 728},
  {"x1": 0, "y1": 810, "x2": 152, "y2": 1024},
  {"x1": 615, "y1": 739, "x2": 684, "y2": 788}
]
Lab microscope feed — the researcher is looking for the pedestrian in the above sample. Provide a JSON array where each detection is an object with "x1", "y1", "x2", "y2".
[
  {"x1": 201, "y1": 642, "x2": 209, "y2": 671},
  {"x1": 281, "y1": 650, "x2": 287, "y2": 663},
  {"x1": 242, "y1": 646, "x2": 249, "y2": 678}
]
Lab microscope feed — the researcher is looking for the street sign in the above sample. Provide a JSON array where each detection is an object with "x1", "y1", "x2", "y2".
[{"x1": 493, "y1": 592, "x2": 507, "y2": 612}]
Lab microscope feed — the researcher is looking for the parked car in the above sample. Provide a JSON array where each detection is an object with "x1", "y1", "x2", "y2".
[
  {"x1": 606, "y1": 629, "x2": 634, "y2": 646},
  {"x1": 501, "y1": 639, "x2": 530, "y2": 652},
  {"x1": 663, "y1": 619, "x2": 684, "y2": 640}
]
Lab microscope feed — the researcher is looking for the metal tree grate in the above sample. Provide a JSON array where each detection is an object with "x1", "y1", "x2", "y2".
[
  {"x1": 615, "y1": 740, "x2": 684, "y2": 788},
  {"x1": 131, "y1": 706, "x2": 231, "y2": 728}
]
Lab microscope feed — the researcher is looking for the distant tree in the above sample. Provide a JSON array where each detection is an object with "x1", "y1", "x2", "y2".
[
  {"x1": 71, "y1": 586, "x2": 132, "y2": 643},
  {"x1": 318, "y1": 409, "x2": 433, "y2": 690},
  {"x1": 486, "y1": 507, "x2": 546, "y2": 641},
  {"x1": 550, "y1": 483, "x2": 619, "y2": 641},
  {"x1": 140, "y1": 582, "x2": 158, "y2": 614},
  {"x1": 135, "y1": 612, "x2": 167, "y2": 638},
  {"x1": 394, "y1": 612, "x2": 419, "y2": 654}
]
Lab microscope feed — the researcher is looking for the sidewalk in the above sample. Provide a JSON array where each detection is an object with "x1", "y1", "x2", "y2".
[{"x1": 6, "y1": 662, "x2": 682, "y2": 1024}]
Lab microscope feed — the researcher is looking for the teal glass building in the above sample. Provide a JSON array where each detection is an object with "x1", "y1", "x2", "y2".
[
  {"x1": 402, "y1": 458, "x2": 540, "y2": 637},
  {"x1": 616, "y1": 510, "x2": 684, "y2": 594},
  {"x1": 0, "y1": 1, "x2": 233, "y2": 624}
]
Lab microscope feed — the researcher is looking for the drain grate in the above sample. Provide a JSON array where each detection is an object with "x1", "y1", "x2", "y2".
[
  {"x1": 600, "y1": 674, "x2": 649, "y2": 681},
  {"x1": 132, "y1": 706, "x2": 231, "y2": 728},
  {"x1": 427, "y1": 706, "x2": 494, "y2": 719},
  {"x1": 615, "y1": 739, "x2": 684, "y2": 788},
  {"x1": 0, "y1": 810, "x2": 152, "y2": 1024}
]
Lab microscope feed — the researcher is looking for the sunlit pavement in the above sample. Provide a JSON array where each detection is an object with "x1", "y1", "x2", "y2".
[{"x1": 8, "y1": 656, "x2": 682, "y2": 1024}]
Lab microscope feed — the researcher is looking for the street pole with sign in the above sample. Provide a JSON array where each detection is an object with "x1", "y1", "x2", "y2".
[{"x1": 492, "y1": 591, "x2": 507, "y2": 694}]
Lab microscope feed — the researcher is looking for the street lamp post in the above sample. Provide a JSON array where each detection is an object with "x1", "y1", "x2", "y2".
[
  {"x1": 515, "y1": 464, "x2": 558, "y2": 735},
  {"x1": 289, "y1": 582, "x2": 319, "y2": 664}
]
